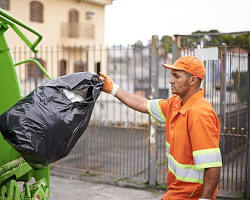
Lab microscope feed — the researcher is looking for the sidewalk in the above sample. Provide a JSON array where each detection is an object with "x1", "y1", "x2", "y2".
[
  {"x1": 49, "y1": 167, "x2": 234, "y2": 200},
  {"x1": 50, "y1": 175, "x2": 164, "y2": 200}
]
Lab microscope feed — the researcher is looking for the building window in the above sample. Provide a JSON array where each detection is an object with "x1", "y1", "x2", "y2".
[
  {"x1": 30, "y1": 1, "x2": 43, "y2": 23},
  {"x1": 74, "y1": 60, "x2": 85, "y2": 72},
  {"x1": 59, "y1": 59, "x2": 67, "y2": 76},
  {"x1": 0, "y1": 0, "x2": 9, "y2": 10},
  {"x1": 26, "y1": 59, "x2": 46, "y2": 79},
  {"x1": 69, "y1": 9, "x2": 79, "y2": 38}
]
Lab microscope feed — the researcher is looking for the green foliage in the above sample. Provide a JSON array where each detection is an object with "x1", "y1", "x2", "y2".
[
  {"x1": 179, "y1": 30, "x2": 220, "y2": 47},
  {"x1": 210, "y1": 34, "x2": 249, "y2": 48},
  {"x1": 160, "y1": 35, "x2": 173, "y2": 54},
  {"x1": 231, "y1": 71, "x2": 249, "y2": 103},
  {"x1": 133, "y1": 40, "x2": 144, "y2": 48},
  {"x1": 192, "y1": 30, "x2": 219, "y2": 34},
  {"x1": 179, "y1": 30, "x2": 249, "y2": 48}
]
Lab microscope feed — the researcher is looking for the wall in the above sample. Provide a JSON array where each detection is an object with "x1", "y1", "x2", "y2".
[{"x1": 2, "y1": 0, "x2": 110, "y2": 75}]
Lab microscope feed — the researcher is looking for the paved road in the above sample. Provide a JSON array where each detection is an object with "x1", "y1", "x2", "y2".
[{"x1": 50, "y1": 175, "x2": 164, "y2": 200}]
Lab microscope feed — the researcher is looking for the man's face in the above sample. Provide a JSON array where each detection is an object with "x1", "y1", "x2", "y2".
[{"x1": 169, "y1": 69, "x2": 190, "y2": 97}]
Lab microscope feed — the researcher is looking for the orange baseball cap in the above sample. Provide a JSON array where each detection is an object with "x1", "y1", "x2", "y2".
[{"x1": 162, "y1": 55, "x2": 206, "y2": 79}]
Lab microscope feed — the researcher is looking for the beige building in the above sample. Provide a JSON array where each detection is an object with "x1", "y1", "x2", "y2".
[{"x1": 1, "y1": 0, "x2": 112, "y2": 87}]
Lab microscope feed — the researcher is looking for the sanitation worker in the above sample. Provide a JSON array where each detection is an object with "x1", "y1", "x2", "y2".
[{"x1": 100, "y1": 55, "x2": 222, "y2": 200}]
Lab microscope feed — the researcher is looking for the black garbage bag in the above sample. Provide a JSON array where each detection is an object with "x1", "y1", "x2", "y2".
[{"x1": 0, "y1": 72, "x2": 103, "y2": 168}]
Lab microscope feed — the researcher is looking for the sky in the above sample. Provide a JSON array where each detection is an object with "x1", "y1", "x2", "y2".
[{"x1": 104, "y1": 0, "x2": 250, "y2": 45}]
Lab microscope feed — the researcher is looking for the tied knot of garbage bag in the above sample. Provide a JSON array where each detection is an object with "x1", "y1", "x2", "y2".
[{"x1": 0, "y1": 72, "x2": 103, "y2": 168}]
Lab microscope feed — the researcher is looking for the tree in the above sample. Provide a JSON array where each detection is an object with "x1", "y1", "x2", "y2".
[
  {"x1": 132, "y1": 40, "x2": 144, "y2": 48},
  {"x1": 160, "y1": 35, "x2": 173, "y2": 55},
  {"x1": 179, "y1": 30, "x2": 249, "y2": 48}
]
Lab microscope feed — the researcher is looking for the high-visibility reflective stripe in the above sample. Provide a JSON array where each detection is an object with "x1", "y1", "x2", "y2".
[
  {"x1": 193, "y1": 152, "x2": 222, "y2": 165},
  {"x1": 166, "y1": 140, "x2": 204, "y2": 183},
  {"x1": 168, "y1": 166, "x2": 204, "y2": 184},
  {"x1": 147, "y1": 100, "x2": 166, "y2": 124},
  {"x1": 193, "y1": 148, "x2": 221, "y2": 156},
  {"x1": 167, "y1": 153, "x2": 204, "y2": 170},
  {"x1": 156, "y1": 100, "x2": 166, "y2": 123},
  {"x1": 147, "y1": 101, "x2": 160, "y2": 125},
  {"x1": 166, "y1": 142, "x2": 170, "y2": 154},
  {"x1": 167, "y1": 153, "x2": 204, "y2": 184},
  {"x1": 195, "y1": 162, "x2": 222, "y2": 169},
  {"x1": 193, "y1": 148, "x2": 222, "y2": 168}
]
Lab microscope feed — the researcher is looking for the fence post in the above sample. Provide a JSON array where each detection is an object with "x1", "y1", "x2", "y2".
[
  {"x1": 220, "y1": 47, "x2": 227, "y2": 130},
  {"x1": 247, "y1": 45, "x2": 250, "y2": 195},
  {"x1": 172, "y1": 35, "x2": 181, "y2": 62},
  {"x1": 149, "y1": 35, "x2": 159, "y2": 186}
]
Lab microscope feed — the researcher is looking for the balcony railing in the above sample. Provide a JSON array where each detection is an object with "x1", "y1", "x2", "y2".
[{"x1": 77, "y1": 0, "x2": 112, "y2": 6}]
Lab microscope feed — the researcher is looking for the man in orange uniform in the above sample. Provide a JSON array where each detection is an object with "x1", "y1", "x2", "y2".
[{"x1": 100, "y1": 55, "x2": 222, "y2": 200}]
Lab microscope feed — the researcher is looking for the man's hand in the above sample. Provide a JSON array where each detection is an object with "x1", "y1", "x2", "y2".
[
  {"x1": 99, "y1": 72, "x2": 148, "y2": 113},
  {"x1": 99, "y1": 72, "x2": 114, "y2": 94}
]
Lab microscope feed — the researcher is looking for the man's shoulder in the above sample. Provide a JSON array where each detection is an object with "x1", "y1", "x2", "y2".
[
  {"x1": 155, "y1": 95, "x2": 181, "y2": 113},
  {"x1": 188, "y1": 98, "x2": 217, "y2": 118},
  {"x1": 167, "y1": 94, "x2": 181, "y2": 103},
  {"x1": 196, "y1": 97, "x2": 212, "y2": 106},
  {"x1": 156, "y1": 94, "x2": 179, "y2": 104}
]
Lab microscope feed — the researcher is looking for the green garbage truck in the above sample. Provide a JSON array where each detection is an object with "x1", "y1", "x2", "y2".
[{"x1": 0, "y1": 8, "x2": 50, "y2": 200}]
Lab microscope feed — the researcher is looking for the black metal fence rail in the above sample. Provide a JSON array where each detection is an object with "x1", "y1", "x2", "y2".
[{"x1": 54, "y1": 126, "x2": 150, "y2": 181}]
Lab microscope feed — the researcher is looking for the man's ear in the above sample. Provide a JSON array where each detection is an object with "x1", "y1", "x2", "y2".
[{"x1": 189, "y1": 76, "x2": 197, "y2": 86}]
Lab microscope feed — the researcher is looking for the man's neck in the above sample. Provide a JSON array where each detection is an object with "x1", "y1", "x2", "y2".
[{"x1": 181, "y1": 88, "x2": 201, "y2": 105}]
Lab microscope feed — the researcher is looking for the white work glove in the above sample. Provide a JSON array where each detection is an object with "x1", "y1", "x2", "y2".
[{"x1": 99, "y1": 72, "x2": 119, "y2": 96}]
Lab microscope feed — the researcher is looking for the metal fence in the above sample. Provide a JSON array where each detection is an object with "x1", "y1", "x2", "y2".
[
  {"x1": 13, "y1": 44, "x2": 169, "y2": 184},
  {"x1": 12, "y1": 37, "x2": 250, "y2": 197}
]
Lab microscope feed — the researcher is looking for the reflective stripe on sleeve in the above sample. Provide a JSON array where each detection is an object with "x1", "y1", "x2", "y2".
[
  {"x1": 193, "y1": 148, "x2": 222, "y2": 169},
  {"x1": 166, "y1": 141, "x2": 170, "y2": 154},
  {"x1": 147, "y1": 100, "x2": 166, "y2": 124}
]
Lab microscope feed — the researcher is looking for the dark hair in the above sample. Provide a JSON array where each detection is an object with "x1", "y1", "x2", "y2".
[{"x1": 185, "y1": 71, "x2": 202, "y2": 85}]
